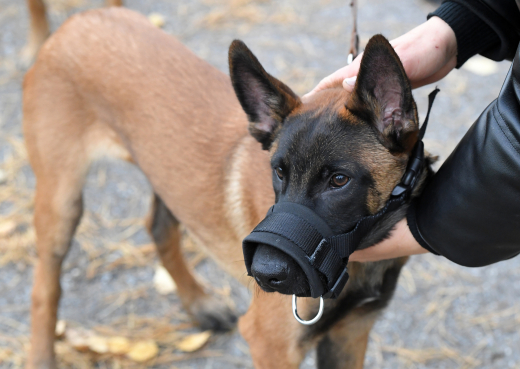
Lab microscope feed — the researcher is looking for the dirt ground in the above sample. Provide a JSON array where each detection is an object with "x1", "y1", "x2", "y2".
[{"x1": 1, "y1": 0, "x2": 519, "y2": 368}]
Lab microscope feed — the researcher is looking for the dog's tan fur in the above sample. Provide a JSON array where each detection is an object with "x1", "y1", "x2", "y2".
[
  {"x1": 24, "y1": 8, "x2": 398, "y2": 369},
  {"x1": 22, "y1": 0, "x2": 123, "y2": 65}
]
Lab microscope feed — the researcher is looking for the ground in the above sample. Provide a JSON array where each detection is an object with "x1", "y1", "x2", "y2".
[{"x1": 0, "y1": 0, "x2": 519, "y2": 368}]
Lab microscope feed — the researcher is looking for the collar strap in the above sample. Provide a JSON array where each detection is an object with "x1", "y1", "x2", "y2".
[
  {"x1": 392, "y1": 88, "x2": 438, "y2": 196},
  {"x1": 243, "y1": 89, "x2": 439, "y2": 299}
]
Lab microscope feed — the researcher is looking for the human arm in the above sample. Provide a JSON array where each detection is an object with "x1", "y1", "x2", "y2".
[
  {"x1": 348, "y1": 219, "x2": 428, "y2": 263},
  {"x1": 322, "y1": 1, "x2": 520, "y2": 265},
  {"x1": 405, "y1": 46, "x2": 520, "y2": 266},
  {"x1": 351, "y1": 52, "x2": 520, "y2": 266},
  {"x1": 304, "y1": 16, "x2": 458, "y2": 97},
  {"x1": 305, "y1": 0, "x2": 520, "y2": 98}
]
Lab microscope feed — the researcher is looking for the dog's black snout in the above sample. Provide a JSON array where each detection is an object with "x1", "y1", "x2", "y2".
[
  {"x1": 250, "y1": 244, "x2": 310, "y2": 295},
  {"x1": 251, "y1": 246, "x2": 288, "y2": 290}
]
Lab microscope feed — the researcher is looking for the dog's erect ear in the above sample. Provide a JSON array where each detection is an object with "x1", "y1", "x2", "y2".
[
  {"x1": 347, "y1": 35, "x2": 418, "y2": 153},
  {"x1": 229, "y1": 40, "x2": 301, "y2": 150}
]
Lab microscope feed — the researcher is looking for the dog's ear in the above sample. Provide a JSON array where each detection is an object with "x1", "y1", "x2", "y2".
[
  {"x1": 347, "y1": 35, "x2": 418, "y2": 153},
  {"x1": 229, "y1": 40, "x2": 301, "y2": 150}
]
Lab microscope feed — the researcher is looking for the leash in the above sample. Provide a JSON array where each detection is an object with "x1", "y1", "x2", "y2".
[{"x1": 347, "y1": 0, "x2": 359, "y2": 64}]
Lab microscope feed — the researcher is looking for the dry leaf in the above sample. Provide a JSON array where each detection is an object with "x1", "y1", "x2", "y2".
[
  {"x1": 88, "y1": 335, "x2": 109, "y2": 354},
  {"x1": 66, "y1": 328, "x2": 93, "y2": 352},
  {"x1": 0, "y1": 221, "x2": 17, "y2": 238},
  {"x1": 108, "y1": 336, "x2": 131, "y2": 355},
  {"x1": 0, "y1": 348, "x2": 13, "y2": 362},
  {"x1": 0, "y1": 169, "x2": 7, "y2": 184},
  {"x1": 462, "y1": 55, "x2": 498, "y2": 76},
  {"x1": 148, "y1": 13, "x2": 166, "y2": 28},
  {"x1": 175, "y1": 331, "x2": 211, "y2": 352},
  {"x1": 153, "y1": 265, "x2": 177, "y2": 295},
  {"x1": 55, "y1": 320, "x2": 67, "y2": 338},
  {"x1": 126, "y1": 340, "x2": 159, "y2": 362}
]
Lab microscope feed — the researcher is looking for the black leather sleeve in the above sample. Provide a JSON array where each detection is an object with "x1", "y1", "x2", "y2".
[{"x1": 407, "y1": 44, "x2": 520, "y2": 267}]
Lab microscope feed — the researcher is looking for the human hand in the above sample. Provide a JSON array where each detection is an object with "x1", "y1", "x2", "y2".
[{"x1": 304, "y1": 16, "x2": 457, "y2": 98}]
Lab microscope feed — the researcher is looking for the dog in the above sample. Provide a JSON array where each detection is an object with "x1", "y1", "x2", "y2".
[
  {"x1": 23, "y1": 7, "x2": 433, "y2": 369},
  {"x1": 21, "y1": 0, "x2": 123, "y2": 65}
]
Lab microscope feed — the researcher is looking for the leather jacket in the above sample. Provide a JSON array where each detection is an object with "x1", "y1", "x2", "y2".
[{"x1": 407, "y1": 0, "x2": 520, "y2": 266}]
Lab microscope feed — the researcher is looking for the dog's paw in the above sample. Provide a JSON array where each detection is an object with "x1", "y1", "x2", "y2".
[{"x1": 190, "y1": 296, "x2": 237, "y2": 332}]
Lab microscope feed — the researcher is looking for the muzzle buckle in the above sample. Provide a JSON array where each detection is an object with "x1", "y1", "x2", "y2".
[{"x1": 323, "y1": 267, "x2": 350, "y2": 299}]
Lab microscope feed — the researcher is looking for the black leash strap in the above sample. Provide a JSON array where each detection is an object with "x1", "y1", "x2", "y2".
[{"x1": 419, "y1": 88, "x2": 439, "y2": 140}]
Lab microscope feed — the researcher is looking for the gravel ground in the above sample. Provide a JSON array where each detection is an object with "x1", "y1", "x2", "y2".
[{"x1": 1, "y1": 0, "x2": 519, "y2": 368}]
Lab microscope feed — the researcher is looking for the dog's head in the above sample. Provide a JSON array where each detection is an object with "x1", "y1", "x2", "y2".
[{"x1": 229, "y1": 35, "x2": 419, "y2": 296}]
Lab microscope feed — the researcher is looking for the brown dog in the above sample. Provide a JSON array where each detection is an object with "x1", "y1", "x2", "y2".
[
  {"x1": 21, "y1": 0, "x2": 123, "y2": 65},
  {"x1": 23, "y1": 7, "x2": 432, "y2": 369}
]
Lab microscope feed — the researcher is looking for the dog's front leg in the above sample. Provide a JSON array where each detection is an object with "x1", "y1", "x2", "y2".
[
  {"x1": 316, "y1": 310, "x2": 378, "y2": 369},
  {"x1": 146, "y1": 195, "x2": 236, "y2": 331},
  {"x1": 239, "y1": 291, "x2": 310, "y2": 369}
]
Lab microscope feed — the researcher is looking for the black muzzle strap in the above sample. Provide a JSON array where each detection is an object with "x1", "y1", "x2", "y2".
[
  {"x1": 243, "y1": 202, "x2": 337, "y2": 298},
  {"x1": 243, "y1": 89, "x2": 439, "y2": 300}
]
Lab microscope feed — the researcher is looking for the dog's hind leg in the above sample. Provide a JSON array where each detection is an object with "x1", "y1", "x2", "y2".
[
  {"x1": 23, "y1": 60, "x2": 133, "y2": 367},
  {"x1": 25, "y1": 126, "x2": 90, "y2": 369},
  {"x1": 28, "y1": 168, "x2": 86, "y2": 369},
  {"x1": 146, "y1": 195, "x2": 237, "y2": 331},
  {"x1": 316, "y1": 311, "x2": 378, "y2": 369}
]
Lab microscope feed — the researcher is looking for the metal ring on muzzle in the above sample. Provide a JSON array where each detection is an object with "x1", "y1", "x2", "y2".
[{"x1": 292, "y1": 295, "x2": 324, "y2": 325}]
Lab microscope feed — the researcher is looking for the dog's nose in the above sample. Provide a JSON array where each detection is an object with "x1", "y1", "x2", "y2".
[
  {"x1": 251, "y1": 246, "x2": 288, "y2": 290},
  {"x1": 250, "y1": 245, "x2": 310, "y2": 295}
]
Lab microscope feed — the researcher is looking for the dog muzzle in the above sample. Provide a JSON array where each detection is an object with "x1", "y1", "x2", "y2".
[{"x1": 242, "y1": 89, "x2": 439, "y2": 325}]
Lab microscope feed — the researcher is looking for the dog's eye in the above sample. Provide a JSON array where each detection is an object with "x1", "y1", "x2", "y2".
[
  {"x1": 275, "y1": 167, "x2": 284, "y2": 180},
  {"x1": 330, "y1": 174, "x2": 349, "y2": 188}
]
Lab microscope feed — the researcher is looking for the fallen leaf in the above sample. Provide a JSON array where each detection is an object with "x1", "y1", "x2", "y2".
[
  {"x1": 148, "y1": 13, "x2": 166, "y2": 28},
  {"x1": 462, "y1": 55, "x2": 498, "y2": 76},
  {"x1": 175, "y1": 331, "x2": 211, "y2": 352},
  {"x1": 0, "y1": 348, "x2": 13, "y2": 361},
  {"x1": 126, "y1": 340, "x2": 159, "y2": 362},
  {"x1": 0, "y1": 169, "x2": 7, "y2": 184},
  {"x1": 153, "y1": 265, "x2": 177, "y2": 295},
  {"x1": 88, "y1": 335, "x2": 109, "y2": 354},
  {"x1": 55, "y1": 320, "x2": 67, "y2": 338},
  {"x1": 0, "y1": 221, "x2": 17, "y2": 238},
  {"x1": 66, "y1": 328, "x2": 93, "y2": 352},
  {"x1": 108, "y1": 336, "x2": 131, "y2": 355}
]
